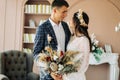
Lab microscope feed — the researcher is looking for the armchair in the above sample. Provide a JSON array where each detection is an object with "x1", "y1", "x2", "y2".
[{"x1": 0, "y1": 50, "x2": 39, "y2": 80}]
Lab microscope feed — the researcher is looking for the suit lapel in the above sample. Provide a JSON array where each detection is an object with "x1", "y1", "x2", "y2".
[
  {"x1": 62, "y1": 21, "x2": 71, "y2": 51},
  {"x1": 46, "y1": 20, "x2": 58, "y2": 44},
  {"x1": 62, "y1": 22, "x2": 68, "y2": 43}
]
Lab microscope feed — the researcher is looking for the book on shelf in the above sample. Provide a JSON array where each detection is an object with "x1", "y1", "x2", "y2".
[
  {"x1": 24, "y1": 34, "x2": 35, "y2": 43},
  {"x1": 46, "y1": 5, "x2": 51, "y2": 14},
  {"x1": 29, "y1": 34, "x2": 35, "y2": 43},
  {"x1": 38, "y1": 4, "x2": 42, "y2": 14},
  {"x1": 24, "y1": 34, "x2": 29, "y2": 43},
  {"x1": 25, "y1": 4, "x2": 51, "y2": 14},
  {"x1": 42, "y1": 4, "x2": 46, "y2": 14}
]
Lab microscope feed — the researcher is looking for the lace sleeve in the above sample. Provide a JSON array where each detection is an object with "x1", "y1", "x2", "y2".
[{"x1": 78, "y1": 37, "x2": 90, "y2": 74}]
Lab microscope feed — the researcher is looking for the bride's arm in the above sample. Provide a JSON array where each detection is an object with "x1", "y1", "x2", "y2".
[{"x1": 78, "y1": 37, "x2": 90, "y2": 74}]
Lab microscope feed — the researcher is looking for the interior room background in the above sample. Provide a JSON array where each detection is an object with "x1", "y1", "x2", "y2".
[{"x1": 0, "y1": 0, "x2": 120, "y2": 80}]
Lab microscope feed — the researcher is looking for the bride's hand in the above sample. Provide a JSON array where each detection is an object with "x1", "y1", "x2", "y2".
[{"x1": 50, "y1": 72, "x2": 63, "y2": 80}]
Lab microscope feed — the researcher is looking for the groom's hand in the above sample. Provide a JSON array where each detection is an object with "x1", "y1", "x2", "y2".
[{"x1": 50, "y1": 72, "x2": 63, "y2": 80}]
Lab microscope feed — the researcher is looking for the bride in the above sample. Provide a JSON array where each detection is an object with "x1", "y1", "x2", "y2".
[{"x1": 62, "y1": 9, "x2": 92, "y2": 80}]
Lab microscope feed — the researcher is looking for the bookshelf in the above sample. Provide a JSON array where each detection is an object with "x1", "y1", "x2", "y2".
[{"x1": 23, "y1": 0, "x2": 51, "y2": 53}]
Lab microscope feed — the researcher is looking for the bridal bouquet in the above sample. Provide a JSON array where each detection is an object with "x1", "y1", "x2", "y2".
[{"x1": 35, "y1": 34, "x2": 81, "y2": 75}]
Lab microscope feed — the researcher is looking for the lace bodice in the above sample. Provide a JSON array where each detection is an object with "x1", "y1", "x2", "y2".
[
  {"x1": 67, "y1": 36, "x2": 90, "y2": 52},
  {"x1": 63, "y1": 36, "x2": 90, "y2": 80}
]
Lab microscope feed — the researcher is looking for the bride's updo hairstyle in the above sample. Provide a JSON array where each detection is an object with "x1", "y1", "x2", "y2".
[{"x1": 73, "y1": 9, "x2": 92, "y2": 51}]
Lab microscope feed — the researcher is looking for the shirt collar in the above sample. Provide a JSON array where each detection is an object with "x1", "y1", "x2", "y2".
[{"x1": 49, "y1": 18, "x2": 62, "y2": 27}]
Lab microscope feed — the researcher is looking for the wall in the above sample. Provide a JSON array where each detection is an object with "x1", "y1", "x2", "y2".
[{"x1": 86, "y1": 64, "x2": 109, "y2": 80}]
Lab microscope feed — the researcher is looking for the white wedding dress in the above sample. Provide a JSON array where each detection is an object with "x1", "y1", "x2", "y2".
[{"x1": 63, "y1": 36, "x2": 90, "y2": 80}]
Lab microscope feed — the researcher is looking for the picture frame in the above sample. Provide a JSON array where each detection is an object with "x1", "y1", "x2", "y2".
[
  {"x1": 104, "y1": 44, "x2": 112, "y2": 53},
  {"x1": 29, "y1": 19, "x2": 35, "y2": 27}
]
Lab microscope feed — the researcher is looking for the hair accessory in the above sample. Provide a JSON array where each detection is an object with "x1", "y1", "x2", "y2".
[{"x1": 77, "y1": 9, "x2": 88, "y2": 26}]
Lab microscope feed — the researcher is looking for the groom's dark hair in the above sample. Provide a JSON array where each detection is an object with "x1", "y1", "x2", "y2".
[{"x1": 52, "y1": 0, "x2": 69, "y2": 8}]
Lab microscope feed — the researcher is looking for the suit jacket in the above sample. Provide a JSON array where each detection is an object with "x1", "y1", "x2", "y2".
[
  {"x1": 33, "y1": 19, "x2": 71, "y2": 57},
  {"x1": 33, "y1": 19, "x2": 71, "y2": 80}
]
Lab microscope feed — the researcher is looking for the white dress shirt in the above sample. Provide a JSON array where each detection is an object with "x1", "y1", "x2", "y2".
[{"x1": 49, "y1": 18, "x2": 65, "y2": 52}]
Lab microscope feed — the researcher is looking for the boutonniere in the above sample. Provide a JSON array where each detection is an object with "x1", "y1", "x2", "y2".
[{"x1": 47, "y1": 34, "x2": 52, "y2": 44}]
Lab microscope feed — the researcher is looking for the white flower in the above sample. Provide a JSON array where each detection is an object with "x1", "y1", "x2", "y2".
[
  {"x1": 94, "y1": 39, "x2": 99, "y2": 46},
  {"x1": 91, "y1": 33, "x2": 96, "y2": 42},
  {"x1": 58, "y1": 64, "x2": 64, "y2": 71},
  {"x1": 91, "y1": 33, "x2": 99, "y2": 46},
  {"x1": 53, "y1": 55, "x2": 58, "y2": 61},
  {"x1": 47, "y1": 34, "x2": 52, "y2": 44},
  {"x1": 50, "y1": 62, "x2": 58, "y2": 72},
  {"x1": 92, "y1": 46, "x2": 95, "y2": 51}
]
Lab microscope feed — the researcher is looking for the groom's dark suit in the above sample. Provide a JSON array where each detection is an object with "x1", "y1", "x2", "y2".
[{"x1": 33, "y1": 19, "x2": 71, "y2": 80}]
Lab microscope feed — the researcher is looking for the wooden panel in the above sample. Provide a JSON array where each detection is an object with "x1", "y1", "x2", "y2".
[
  {"x1": 14, "y1": 0, "x2": 28, "y2": 50},
  {"x1": 27, "y1": 0, "x2": 50, "y2": 5},
  {"x1": 4, "y1": 0, "x2": 17, "y2": 50},
  {"x1": 0, "y1": 0, "x2": 6, "y2": 51}
]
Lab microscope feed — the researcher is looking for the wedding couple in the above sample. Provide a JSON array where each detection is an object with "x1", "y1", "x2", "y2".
[{"x1": 33, "y1": 0, "x2": 92, "y2": 80}]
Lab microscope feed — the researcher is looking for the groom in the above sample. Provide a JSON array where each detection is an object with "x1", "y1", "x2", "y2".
[{"x1": 33, "y1": 0, "x2": 71, "y2": 80}]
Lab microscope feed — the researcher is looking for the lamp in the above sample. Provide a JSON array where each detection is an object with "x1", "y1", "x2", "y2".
[{"x1": 115, "y1": 23, "x2": 120, "y2": 32}]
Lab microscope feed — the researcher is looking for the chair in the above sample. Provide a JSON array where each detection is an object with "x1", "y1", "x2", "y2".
[
  {"x1": 0, "y1": 50, "x2": 39, "y2": 80},
  {"x1": 0, "y1": 74, "x2": 9, "y2": 80}
]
